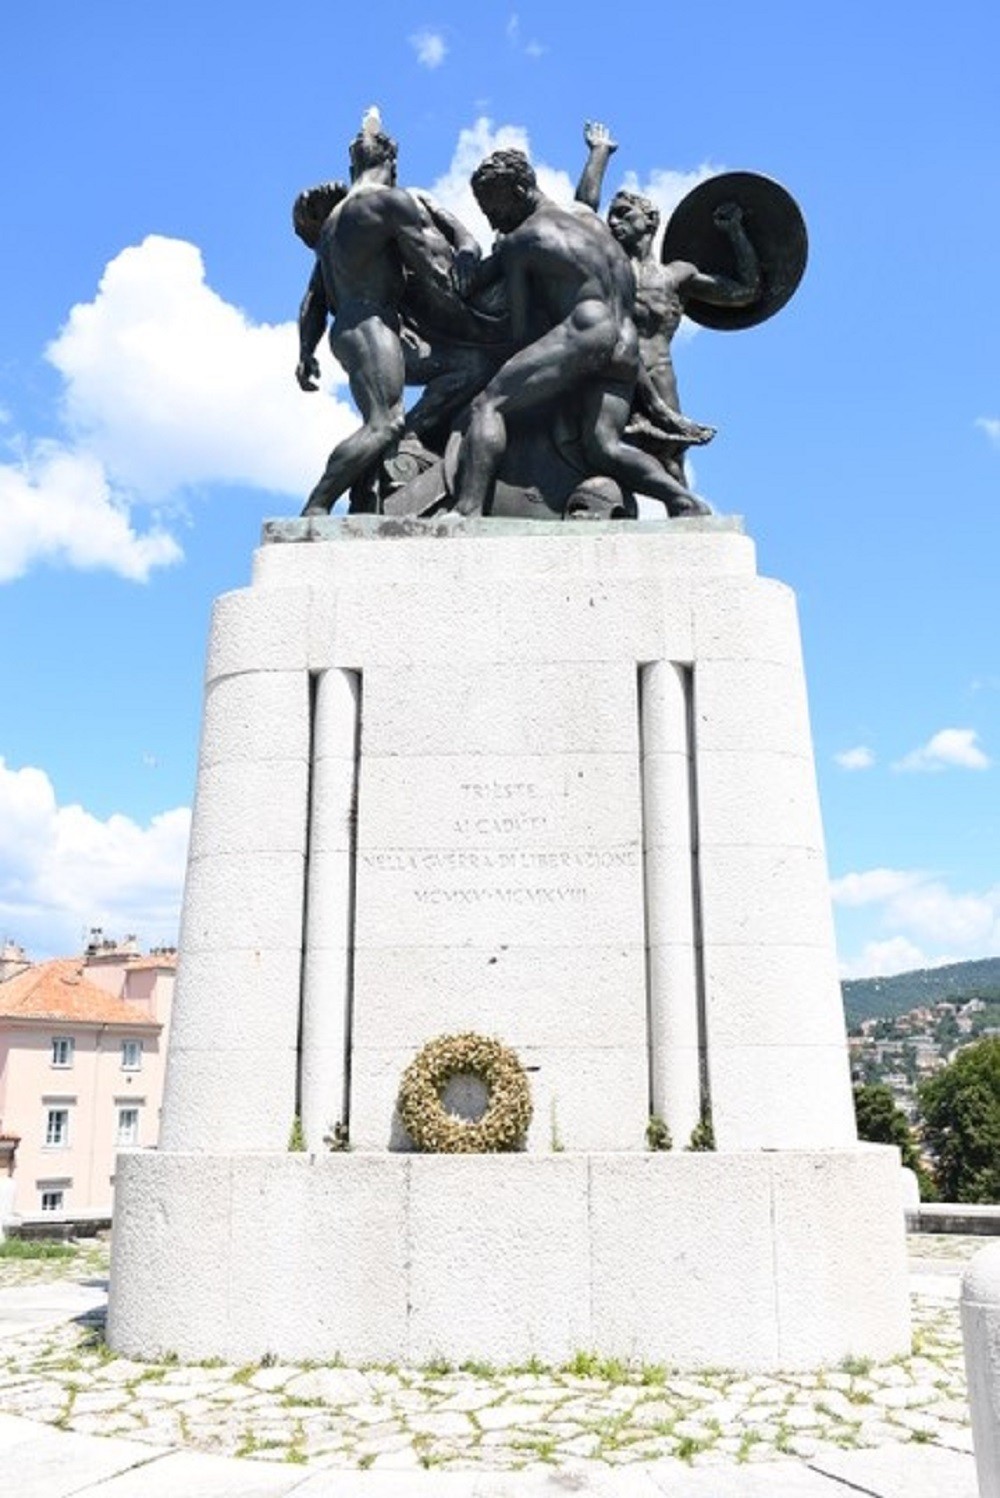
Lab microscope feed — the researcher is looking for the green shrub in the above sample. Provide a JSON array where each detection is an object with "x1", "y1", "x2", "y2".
[{"x1": 0, "y1": 1238, "x2": 75, "y2": 1260}]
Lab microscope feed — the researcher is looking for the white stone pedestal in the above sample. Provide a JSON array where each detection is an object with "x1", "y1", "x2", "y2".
[
  {"x1": 109, "y1": 516, "x2": 910, "y2": 1369},
  {"x1": 109, "y1": 1147, "x2": 909, "y2": 1370}
]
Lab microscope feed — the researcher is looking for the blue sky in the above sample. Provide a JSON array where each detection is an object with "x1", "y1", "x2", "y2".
[{"x1": 0, "y1": 1, "x2": 997, "y2": 975}]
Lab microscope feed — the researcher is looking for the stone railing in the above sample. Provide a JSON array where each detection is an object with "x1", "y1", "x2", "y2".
[{"x1": 908, "y1": 1202, "x2": 1000, "y2": 1236}]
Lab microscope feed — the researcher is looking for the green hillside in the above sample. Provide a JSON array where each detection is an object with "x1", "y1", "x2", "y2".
[{"x1": 842, "y1": 957, "x2": 1000, "y2": 1030}]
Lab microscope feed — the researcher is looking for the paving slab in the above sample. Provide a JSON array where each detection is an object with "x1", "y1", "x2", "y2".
[
  {"x1": 73, "y1": 1445, "x2": 310, "y2": 1496},
  {"x1": 0, "y1": 1414, "x2": 985, "y2": 1498},
  {"x1": 0, "y1": 1418, "x2": 168, "y2": 1498},
  {"x1": 646, "y1": 1461, "x2": 856, "y2": 1495},
  {"x1": 467, "y1": 1471, "x2": 664, "y2": 1496},
  {"x1": 290, "y1": 1468, "x2": 666, "y2": 1496},
  {"x1": 808, "y1": 1442, "x2": 979, "y2": 1496},
  {"x1": 0, "y1": 1282, "x2": 105, "y2": 1341},
  {"x1": 909, "y1": 1270, "x2": 962, "y2": 1299}
]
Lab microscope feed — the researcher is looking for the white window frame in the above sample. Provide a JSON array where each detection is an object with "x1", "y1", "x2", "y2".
[
  {"x1": 120, "y1": 1039, "x2": 143, "y2": 1072},
  {"x1": 51, "y1": 1036, "x2": 74, "y2": 1069},
  {"x1": 116, "y1": 1106, "x2": 140, "y2": 1147},
  {"x1": 40, "y1": 1187, "x2": 65, "y2": 1213},
  {"x1": 44, "y1": 1108, "x2": 70, "y2": 1148}
]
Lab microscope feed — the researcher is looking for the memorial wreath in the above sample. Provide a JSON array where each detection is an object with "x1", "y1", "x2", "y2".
[{"x1": 397, "y1": 1032, "x2": 533, "y2": 1153}]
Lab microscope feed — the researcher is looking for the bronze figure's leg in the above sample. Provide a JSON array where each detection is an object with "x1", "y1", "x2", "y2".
[
  {"x1": 581, "y1": 383, "x2": 711, "y2": 516},
  {"x1": 302, "y1": 315, "x2": 406, "y2": 516},
  {"x1": 453, "y1": 314, "x2": 615, "y2": 516}
]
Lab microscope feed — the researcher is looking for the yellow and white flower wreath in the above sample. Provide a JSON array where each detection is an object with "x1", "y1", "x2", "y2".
[{"x1": 397, "y1": 1032, "x2": 533, "y2": 1153}]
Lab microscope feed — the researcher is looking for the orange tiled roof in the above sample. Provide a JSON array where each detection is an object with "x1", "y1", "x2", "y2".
[{"x1": 0, "y1": 960, "x2": 159, "y2": 1028}]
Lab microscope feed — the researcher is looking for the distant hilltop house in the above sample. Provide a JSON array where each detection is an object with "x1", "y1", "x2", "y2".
[
  {"x1": 848, "y1": 990, "x2": 1000, "y2": 1117},
  {"x1": 0, "y1": 931, "x2": 176, "y2": 1230}
]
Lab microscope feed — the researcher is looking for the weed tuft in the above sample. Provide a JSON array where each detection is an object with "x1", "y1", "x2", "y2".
[{"x1": 0, "y1": 1239, "x2": 75, "y2": 1261}]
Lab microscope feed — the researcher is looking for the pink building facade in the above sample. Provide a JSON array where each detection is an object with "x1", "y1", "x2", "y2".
[{"x1": 0, "y1": 937, "x2": 175, "y2": 1225}]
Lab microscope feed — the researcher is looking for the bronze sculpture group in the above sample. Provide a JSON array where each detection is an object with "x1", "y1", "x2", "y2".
[{"x1": 293, "y1": 111, "x2": 806, "y2": 522}]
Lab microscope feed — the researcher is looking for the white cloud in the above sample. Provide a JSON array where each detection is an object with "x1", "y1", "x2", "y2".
[
  {"x1": 0, "y1": 443, "x2": 181, "y2": 583},
  {"x1": 892, "y1": 727, "x2": 991, "y2": 773},
  {"x1": 831, "y1": 868, "x2": 926, "y2": 907},
  {"x1": 886, "y1": 880, "x2": 1000, "y2": 949},
  {"x1": 2, "y1": 235, "x2": 358, "y2": 584},
  {"x1": 976, "y1": 416, "x2": 1000, "y2": 445},
  {"x1": 505, "y1": 13, "x2": 544, "y2": 58},
  {"x1": 411, "y1": 30, "x2": 447, "y2": 68},
  {"x1": 840, "y1": 937, "x2": 942, "y2": 980},
  {"x1": 833, "y1": 865, "x2": 1000, "y2": 976},
  {"x1": 0, "y1": 758, "x2": 189, "y2": 958},
  {"x1": 835, "y1": 745, "x2": 875, "y2": 771},
  {"x1": 48, "y1": 235, "x2": 353, "y2": 501}
]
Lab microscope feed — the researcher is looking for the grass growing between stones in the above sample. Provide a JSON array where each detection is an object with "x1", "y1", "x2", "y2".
[
  {"x1": 0, "y1": 1239, "x2": 76, "y2": 1260},
  {"x1": 0, "y1": 1237, "x2": 108, "y2": 1288},
  {"x1": 0, "y1": 1233, "x2": 981, "y2": 1473},
  {"x1": 562, "y1": 1351, "x2": 633, "y2": 1383}
]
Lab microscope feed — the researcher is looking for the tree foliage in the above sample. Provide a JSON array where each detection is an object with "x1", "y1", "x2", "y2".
[
  {"x1": 918, "y1": 1038, "x2": 1000, "y2": 1203},
  {"x1": 853, "y1": 1082, "x2": 919, "y2": 1168},
  {"x1": 853, "y1": 1082, "x2": 935, "y2": 1199}
]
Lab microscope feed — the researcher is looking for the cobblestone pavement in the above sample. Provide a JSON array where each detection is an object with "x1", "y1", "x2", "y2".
[
  {"x1": 0, "y1": 1242, "x2": 107, "y2": 1289},
  {"x1": 0, "y1": 1234, "x2": 981, "y2": 1475},
  {"x1": 908, "y1": 1233, "x2": 987, "y2": 1264}
]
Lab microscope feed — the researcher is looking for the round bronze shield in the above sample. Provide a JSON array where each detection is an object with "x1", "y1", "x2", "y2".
[{"x1": 660, "y1": 171, "x2": 807, "y2": 331}]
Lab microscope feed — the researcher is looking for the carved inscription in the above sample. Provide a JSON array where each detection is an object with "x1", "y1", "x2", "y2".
[
  {"x1": 453, "y1": 814, "x2": 549, "y2": 835},
  {"x1": 361, "y1": 849, "x2": 638, "y2": 872},
  {"x1": 361, "y1": 775, "x2": 639, "y2": 914},
  {"x1": 459, "y1": 781, "x2": 540, "y2": 799},
  {"x1": 454, "y1": 781, "x2": 548, "y2": 837},
  {"x1": 415, "y1": 886, "x2": 588, "y2": 907}
]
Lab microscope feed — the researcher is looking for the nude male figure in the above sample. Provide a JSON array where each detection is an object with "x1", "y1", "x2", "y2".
[
  {"x1": 299, "y1": 115, "x2": 494, "y2": 516},
  {"x1": 576, "y1": 122, "x2": 762, "y2": 485},
  {"x1": 453, "y1": 148, "x2": 708, "y2": 518}
]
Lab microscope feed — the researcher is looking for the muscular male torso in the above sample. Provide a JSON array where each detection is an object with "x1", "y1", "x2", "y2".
[
  {"x1": 317, "y1": 183, "x2": 420, "y2": 326},
  {"x1": 631, "y1": 258, "x2": 693, "y2": 408},
  {"x1": 503, "y1": 203, "x2": 639, "y2": 378}
]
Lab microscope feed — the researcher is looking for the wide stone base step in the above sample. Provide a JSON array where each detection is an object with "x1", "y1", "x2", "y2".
[{"x1": 108, "y1": 1145, "x2": 909, "y2": 1371}]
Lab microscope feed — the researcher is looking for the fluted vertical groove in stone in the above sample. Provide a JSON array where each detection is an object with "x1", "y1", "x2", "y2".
[
  {"x1": 301, "y1": 668, "x2": 360, "y2": 1152},
  {"x1": 641, "y1": 660, "x2": 702, "y2": 1147}
]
